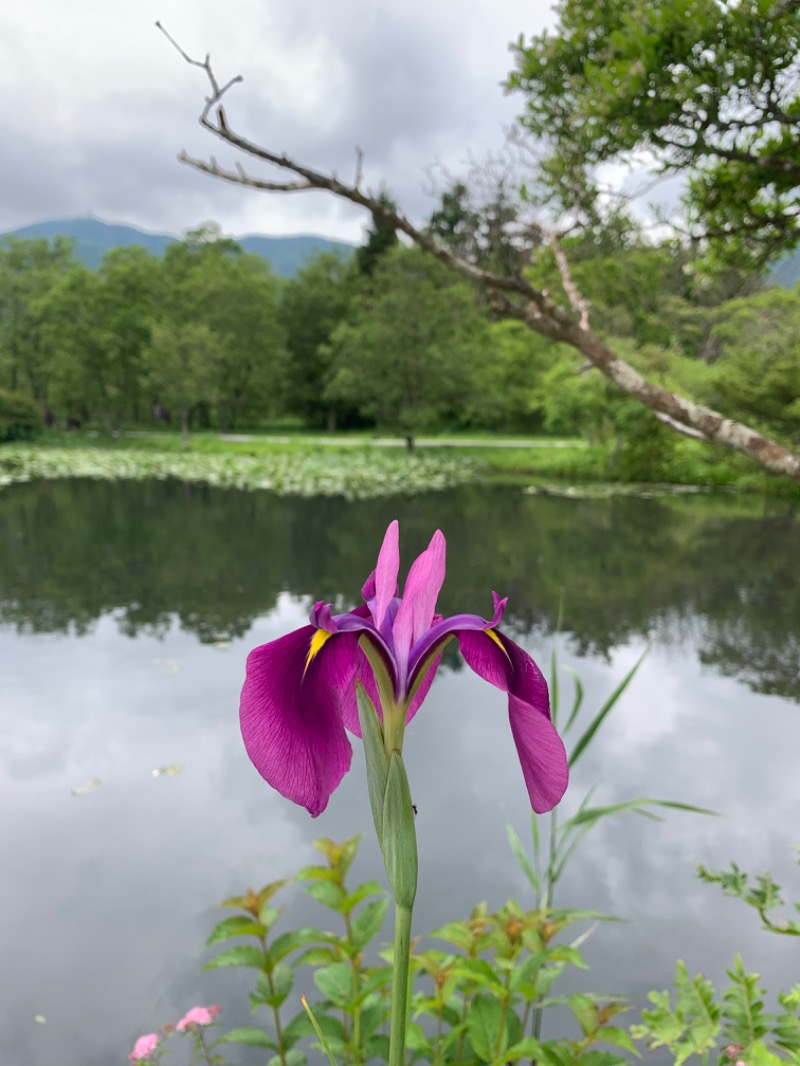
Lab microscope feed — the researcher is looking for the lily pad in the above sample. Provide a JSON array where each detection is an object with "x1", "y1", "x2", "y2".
[{"x1": 71, "y1": 777, "x2": 103, "y2": 797}]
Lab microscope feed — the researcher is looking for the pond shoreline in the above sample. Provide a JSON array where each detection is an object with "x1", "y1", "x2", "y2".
[{"x1": 2, "y1": 431, "x2": 799, "y2": 500}]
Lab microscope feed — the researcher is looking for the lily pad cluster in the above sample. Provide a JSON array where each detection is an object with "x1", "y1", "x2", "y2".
[{"x1": 0, "y1": 446, "x2": 481, "y2": 499}]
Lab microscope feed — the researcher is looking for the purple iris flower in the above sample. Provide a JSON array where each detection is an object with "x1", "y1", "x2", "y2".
[{"x1": 240, "y1": 520, "x2": 568, "y2": 818}]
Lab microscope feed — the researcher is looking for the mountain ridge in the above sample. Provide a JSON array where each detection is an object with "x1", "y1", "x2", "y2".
[{"x1": 0, "y1": 216, "x2": 355, "y2": 277}]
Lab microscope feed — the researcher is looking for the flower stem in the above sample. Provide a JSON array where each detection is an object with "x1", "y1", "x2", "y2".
[{"x1": 388, "y1": 901, "x2": 413, "y2": 1066}]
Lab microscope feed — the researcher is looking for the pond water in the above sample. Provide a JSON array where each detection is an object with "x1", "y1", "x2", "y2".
[{"x1": 1, "y1": 478, "x2": 799, "y2": 1066}]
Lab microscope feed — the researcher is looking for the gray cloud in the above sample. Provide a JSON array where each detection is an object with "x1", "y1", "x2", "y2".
[{"x1": 0, "y1": 0, "x2": 550, "y2": 241}]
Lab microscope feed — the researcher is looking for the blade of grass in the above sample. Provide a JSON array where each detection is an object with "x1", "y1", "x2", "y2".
[
  {"x1": 301, "y1": 996, "x2": 338, "y2": 1066},
  {"x1": 569, "y1": 645, "x2": 650, "y2": 768},
  {"x1": 561, "y1": 666, "x2": 584, "y2": 735},
  {"x1": 507, "y1": 822, "x2": 541, "y2": 896}
]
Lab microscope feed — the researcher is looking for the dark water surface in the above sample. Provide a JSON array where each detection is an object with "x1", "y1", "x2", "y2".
[{"x1": 1, "y1": 479, "x2": 799, "y2": 1065}]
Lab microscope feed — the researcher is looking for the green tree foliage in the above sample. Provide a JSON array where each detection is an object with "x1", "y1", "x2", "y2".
[
  {"x1": 0, "y1": 389, "x2": 40, "y2": 442},
  {"x1": 326, "y1": 247, "x2": 489, "y2": 445},
  {"x1": 279, "y1": 252, "x2": 354, "y2": 429},
  {"x1": 355, "y1": 191, "x2": 399, "y2": 277},
  {"x1": 0, "y1": 237, "x2": 78, "y2": 407},
  {"x1": 143, "y1": 321, "x2": 223, "y2": 445},
  {"x1": 507, "y1": 0, "x2": 800, "y2": 270},
  {"x1": 427, "y1": 179, "x2": 537, "y2": 276},
  {"x1": 157, "y1": 226, "x2": 287, "y2": 429},
  {"x1": 710, "y1": 285, "x2": 800, "y2": 440}
]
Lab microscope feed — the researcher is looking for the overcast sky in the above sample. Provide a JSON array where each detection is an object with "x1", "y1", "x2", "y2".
[{"x1": 1, "y1": 0, "x2": 557, "y2": 244}]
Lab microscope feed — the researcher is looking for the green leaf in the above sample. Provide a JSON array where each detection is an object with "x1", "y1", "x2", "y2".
[
  {"x1": 562, "y1": 798, "x2": 719, "y2": 832},
  {"x1": 264, "y1": 962, "x2": 294, "y2": 1007},
  {"x1": 578, "y1": 1052, "x2": 629, "y2": 1066},
  {"x1": 204, "y1": 944, "x2": 265, "y2": 971},
  {"x1": 496, "y1": 1036, "x2": 544, "y2": 1063},
  {"x1": 283, "y1": 1010, "x2": 344, "y2": 1045},
  {"x1": 313, "y1": 962, "x2": 356, "y2": 1007},
  {"x1": 429, "y1": 919, "x2": 475, "y2": 951},
  {"x1": 451, "y1": 957, "x2": 505, "y2": 992},
  {"x1": 340, "y1": 880, "x2": 386, "y2": 913},
  {"x1": 206, "y1": 916, "x2": 266, "y2": 946},
  {"x1": 382, "y1": 752, "x2": 418, "y2": 908},
  {"x1": 359, "y1": 1001, "x2": 389, "y2": 1040},
  {"x1": 257, "y1": 880, "x2": 288, "y2": 908},
  {"x1": 364, "y1": 1034, "x2": 391, "y2": 1061},
  {"x1": 569, "y1": 645, "x2": 649, "y2": 767},
  {"x1": 596, "y1": 1026, "x2": 638, "y2": 1054},
  {"x1": 268, "y1": 1050, "x2": 306, "y2": 1066},
  {"x1": 351, "y1": 897, "x2": 389, "y2": 948},
  {"x1": 562, "y1": 665, "x2": 585, "y2": 734},
  {"x1": 300, "y1": 997, "x2": 338, "y2": 1066},
  {"x1": 258, "y1": 904, "x2": 282, "y2": 932},
  {"x1": 506, "y1": 822, "x2": 540, "y2": 894},
  {"x1": 270, "y1": 927, "x2": 337, "y2": 962},
  {"x1": 306, "y1": 880, "x2": 344, "y2": 909},
  {"x1": 510, "y1": 953, "x2": 544, "y2": 995},
  {"x1": 357, "y1": 683, "x2": 390, "y2": 848},
  {"x1": 466, "y1": 992, "x2": 509, "y2": 1062},
  {"x1": 218, "y1": 1027, "x2": 276, "y2": 1049}
]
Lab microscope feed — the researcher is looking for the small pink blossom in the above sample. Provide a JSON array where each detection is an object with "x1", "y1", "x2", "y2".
[
  {"x1": 129, "y1": 1033, "x2": 160, "y2": 1061},
  {"x1": 176, "y1": 1005, "x2": 222, "y2": 1031}
]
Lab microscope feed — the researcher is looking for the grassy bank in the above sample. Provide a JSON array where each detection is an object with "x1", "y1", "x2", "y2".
[{"x1": 1, "y1": 430, "x2": 798, "y2": 500}]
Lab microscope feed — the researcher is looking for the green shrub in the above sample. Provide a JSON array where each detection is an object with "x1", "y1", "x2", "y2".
[{"x1": 0, "y1": 390, "x2": 40, "y2": 443}]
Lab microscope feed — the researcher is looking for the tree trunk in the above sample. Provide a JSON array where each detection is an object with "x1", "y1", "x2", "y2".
[{"x1": 181, "y1": 407, "x2": 190, "y2": 449}]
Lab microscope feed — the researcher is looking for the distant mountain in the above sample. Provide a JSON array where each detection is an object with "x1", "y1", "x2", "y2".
[
  {"x1": 0, "y1": 217, "x2": 354, "y2": 277},
  {"x1": 770, "y1": 247, "x2": 800, "y2": 288}
]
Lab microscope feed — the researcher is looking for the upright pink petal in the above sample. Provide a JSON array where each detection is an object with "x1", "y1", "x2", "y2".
[
  {"x1": 362, "y1": 521, "x2": 400, "y2": 631},
  {"x1": 374, "y1": 521, "x2": 400, "y2": 630},
  {"x1": 393, "y1": 530, "x2": 446, "y2": 665},
  {"x1": 240, "y1": 627, "x2": 358, "y2": 816}
]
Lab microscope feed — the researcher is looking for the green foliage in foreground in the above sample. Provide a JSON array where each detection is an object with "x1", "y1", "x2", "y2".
[
  {"x1": 171, "y1": 836, "x2": 800, "y2": 1066},
  {"x1": 205, "y1": 836, "x2": 635, "y2": 1066},
  {"x1": 632, "y1": 957, "x2": 800, "y2": 1066},
  {"x1": 0, "y1": 389, "x2": 39, "y2": 442},
  {"x1": 698, "y1": 848, "x2": 800, "y2": 937},
  {"x1": 0, "y1": 445, "x2": 481, "y2": 499}
]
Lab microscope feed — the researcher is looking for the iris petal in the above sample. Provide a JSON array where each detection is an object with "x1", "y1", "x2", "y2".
[
  {"x1": 393, "y1": 530, "x2": 446, "y2": 666},
  {"x1": 457, "y1": 629, "x2": 568, "y2": 812},
  {"x1": 508, "y1": 692, "x2": 570, "y2": 813},
  {"x1": 240, "y1": 626, "x2": 358, "y2": 817}
]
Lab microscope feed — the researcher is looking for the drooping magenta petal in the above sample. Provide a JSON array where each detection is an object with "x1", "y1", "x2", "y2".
[
  {"x1": 393, "y1": 529, "x2": 446, "y2": 668},
  {"x1": 457, "y1": 628, "x2": 567, "y2": 812},
  {"x1": 457, "y1": 629, "x2": 551, "y2": 719},
  {"x1": 240, "y1": 626, "x2": 359, "y2": 817},
  {"x1": 508, "y1": 692, "x2": 569, "y2": 813}
]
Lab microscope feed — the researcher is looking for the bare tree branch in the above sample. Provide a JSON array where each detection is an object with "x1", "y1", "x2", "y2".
[
  {"x1": 548, "y1": 236, "x2": 591, "y2": 330},
  {"x1": 160, "y1": 27, "x2": 800, "y2": 484}
]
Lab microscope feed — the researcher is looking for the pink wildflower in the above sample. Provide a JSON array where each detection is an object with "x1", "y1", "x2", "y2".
[
  {"x1": 129, "y1": 1033, "x2": 160, "y2": 1061},
  {"x1": 176, "y1": 1005, "x2": 222, "y2": 1031}
]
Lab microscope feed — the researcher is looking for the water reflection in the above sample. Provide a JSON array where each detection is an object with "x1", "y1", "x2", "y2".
[
  {"x1": 1, "y1": 479, "x2": 798, "y2": 697},
  {"x1": 1, "y1": 479, "x2": 799, "y2": 1066}
]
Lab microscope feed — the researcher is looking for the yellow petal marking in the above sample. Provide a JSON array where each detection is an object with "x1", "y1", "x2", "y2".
[
  {"x1": 486, "y1": 627, "x2": 511, "y2": 660},
  {"x1": 305, "y1": 629, "x2": 333, "y2": 675}
]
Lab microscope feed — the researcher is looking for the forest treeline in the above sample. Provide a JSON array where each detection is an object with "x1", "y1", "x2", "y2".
[{"x1": 1, "y1": 194, "x2": 799, "y2": 458}]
